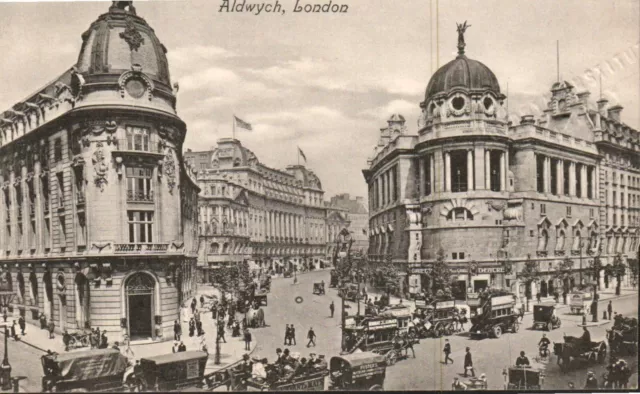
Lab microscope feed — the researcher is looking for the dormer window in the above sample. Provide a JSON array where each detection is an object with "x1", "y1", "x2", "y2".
[{"x1": 430, "y1": 103, "x2": 437, "y2": 116}]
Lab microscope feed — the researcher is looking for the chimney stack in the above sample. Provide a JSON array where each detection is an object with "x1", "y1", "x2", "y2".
[
  {"x1": 520, "y1": 115, "x2": 536, "y2": 125},
  {"x1": 607, "y1": 105, "x2": 623, "y2": 122},
  {"x1": 576, "y1": 91, "x2": 590, "y2": 107},
  {"x1": 597, "y1": 98, "x2": 609, "y2": 117}
]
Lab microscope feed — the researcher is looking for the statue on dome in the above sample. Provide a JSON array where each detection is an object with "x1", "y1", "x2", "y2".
[
  {"x1": 456, "y1": 21, "x2": 471, "y2": 55},
  {"x1": 111, "y1": 1, "x2": 136, "y2": 14}
]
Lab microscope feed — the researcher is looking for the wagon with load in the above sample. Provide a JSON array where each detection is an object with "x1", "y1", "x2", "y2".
[
  {"x1": 41, "y1": 348, "x2": 129, "y2": 392},
  {"x1": 506, "y1": 366, "x2": 544, "y2": 390},
  {"x1": 569, "y1": 291, "x2": 592, "y2": 315},
  {"x1": 138, "y1": 350, "x2": 208, "y2": 391},
  {"x1": 329, "y1": 352, "x2": 387, "y2": 391},
  {"x1": 532, "y1": 303, "x2": 562, "y2": 331},
  {"x1": 553, "y1": 334, "x2": 607, "y2": 371},
  {"x1": 409, "y1": 300, "x2": 457, "y2": 338},
  {"x1": 469, "y1": 292, "x2": 519, "y2": 339},
  {"x1": 607, "y1": 315, "x2": 638, "y2": 356}
]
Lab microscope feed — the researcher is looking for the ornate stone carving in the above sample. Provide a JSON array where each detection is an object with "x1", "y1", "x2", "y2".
[
  {"x1": 91, "y1": 242, "x2": 111, "y2": 253},
  {"x1": 164, "y1": 150, "x2": 176, "y2": 194},
  {"x1": 92, "y1": 147, "x2": 109, "y2": 191},
  {"x1": 486, "y1": 201, "x2": 506, "y2": 212},
  {"x1": 119, "y1": 17, "x2": 145, "y2": 52},
  {"x1": 118, "y1": 67, "x2": 154, "y2": 100},
  {"x1": 83, "y1": 120, "x2": 118, "y2": 137}
]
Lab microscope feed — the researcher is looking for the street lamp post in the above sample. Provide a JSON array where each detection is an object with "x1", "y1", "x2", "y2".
[
  {"x1": 0, "y1": 291, "x2": 15, "y2": 391},
  {"x1": 579, "y1": 239, "x2": 584, "y2": 286}
]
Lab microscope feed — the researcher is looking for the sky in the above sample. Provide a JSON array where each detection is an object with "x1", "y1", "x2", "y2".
[{"x1": 0, "y1": 0, "x2": 638, "y2": 203}]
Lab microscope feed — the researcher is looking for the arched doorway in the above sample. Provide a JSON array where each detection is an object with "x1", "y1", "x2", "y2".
[
  {"x1": 17, "y1": 272, "x2": 25, "y2": 303},
  {"x1": 29, "y1": 272, "x2": 38, "y2": 307},
  {"x1": 125, "y1": 273, "x2": 156, "y2": 340},
  {"x1": 43, "y1": 271, "x2": 53, "y2": 320},
  {"x1": 548, "y1": 279, "x2": 555, "y2": 297},
  {"x1": 74, "y1": 273, "x2": 90, "y2": 329}
]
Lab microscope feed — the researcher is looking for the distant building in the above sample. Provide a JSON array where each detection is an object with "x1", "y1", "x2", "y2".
[
  {"x1": 0, "y1": 2, "x2": 199, "y2": 343},
  {"x1": 185, "y1": 139, "x2": 349, "y2": 279},
  {"x1": 363, "y1": 29, "x2": 638, "y2": 300},
  {"x1": 329, "y1": 194, "x2": 369, "y2": 253}
]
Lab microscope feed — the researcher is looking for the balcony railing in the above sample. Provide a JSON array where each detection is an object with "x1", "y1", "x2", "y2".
[
  {"x1": 76, "y1": 192, "x2": 86, "y2": 205},
  {"x1": 114, "y1": 243, "x2": 169, "y2": 254},
  {"x1": 117, "y1": 139, "x2": 164, "y2": 154},
  {"x1": 127, "y1": 190, "x2": 154, "y2": 203}
]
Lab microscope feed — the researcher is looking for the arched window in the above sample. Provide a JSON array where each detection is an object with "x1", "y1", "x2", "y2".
[
  {"x1": 607, "y1": 236, "x2": 614, "y2": 254},
  {"x1": 17, "y1": 273, "x2": 25, "y2": 303},
  {"x1": 29, "y1": 272, "x2": 38, "y2": 306},
  {"x1": 210, "y1": 243, "x2": 220, "y2": 254},
  {"x1": 572, "y1": 230, "x2": 582, "y2": 251},
  {"x1": 538, "y1": 229, "x2": 549, "y2": 250},
  {"x1": 221, "y1": 243, "x2": 229, "y2": 254},
  {"x1": 446, "y1": 207, "x2": 474, "y2": 221},
  {"x1": 556, "y1": 230, "x2": 565, "y2": 250}
]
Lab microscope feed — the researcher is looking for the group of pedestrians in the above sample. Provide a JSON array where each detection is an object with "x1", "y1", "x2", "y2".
[{"x1": 283, "y1": 324, "x2": 317, "y2": 348}]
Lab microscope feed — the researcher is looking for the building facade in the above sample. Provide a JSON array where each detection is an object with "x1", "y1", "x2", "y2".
[
  {"x1": 363, "y1": 31, "x2": 638, "y2": 300},
  {"x1": 186, "y1": 139, "x2": 349, "y2": 279},
  {"x1": 328, "y1": 193, "x2": 369, "y2": 253},
  {"x1": 0, "y1": 2, "x2": 199, "y2": 343}
]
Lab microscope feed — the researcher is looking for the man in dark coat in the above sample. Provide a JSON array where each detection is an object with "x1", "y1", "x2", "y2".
[
  {"x1": 10, "y1": 320, "x2": 18, "y2": 340},
  {"x1": 217, "y1": 323, "x2": 226, "y2": 343},
  {"x1": 464, "y1": 347, "x2": 475, "y2": 377},
  {"x1": 244, "y1": 328, "x2": 252, "y2": 351},
  {"x1": 329, "y1": 302, "x2": 335, "y2": 318},
  {"x1": 284, "y1": 324, "x2": 290, "y2": 346},
  {"x1": 290, "y1": 324, "x2": 297, "y2": 346},
  {"x1": 607, "y1": 301, "x2": 613, "y2": 320},
  {"x1": 178, "y1": 341, "x2": 187, "y2": 352},
  {"x1": 307, "y1": 327, "x2": 316, "y2": 347},
  {"x1": 18, "y1": 315, "x2": 26, "y2": 335},
  {"x1": 584, "y1": 371, "x2": 598, "y2": 389},
  {"x1": 200, "y1": 295, "x2": 205, "y2": 308},
  {"x1": 100, "y1": 331, "x2": 109, "y2": 349},
  {"x1": 39, "y1": 313, "x2": 47, "y2": 329},
  {"x1": 443, "y1": 339, "x2": 452, "y2": 364},
  {"x1": 191, "y1": 298, "x2": 197, "y2": 314},
  {"x1": 174, "y1": 320, "x2": 182, "y2": 341},
  {"x1": 48, "y1": 321, "x2": 55, "y2": 339}
]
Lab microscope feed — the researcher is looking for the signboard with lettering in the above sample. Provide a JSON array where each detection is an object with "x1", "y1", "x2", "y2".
[
  {"x1": 186, "y1": 360, "x2": 199, "y2": 379},
  {"x1": 409, "y1": 268, "x2": 432, "y2": 274},
  {"x1": 478, "y1": 267, "x2": 505, "y2": 274},
  {"x1": 366, "y1": 318, "x2": 397, "y2": 330},
  {"x1": 353, "y1": 365, "x2": 386, "y2": 379},
  {"x1": 344, "y1": 317, "x2": 356, "y2": 329},
  {"x1": 277, "y1": 376, "x2": 325, "y2": 391},
  {"x1": 491, "y1": 295, "x2": 515, "y2": 307},
  {"x1": 466, "y1": 293, "x2": 481, "y2": 306},
  {"x1": 415, "y1": 299, "x2": 427, "y2": 307},
  {"x1": 435, "y1": 300, "x2": 455, "y2": 309}
]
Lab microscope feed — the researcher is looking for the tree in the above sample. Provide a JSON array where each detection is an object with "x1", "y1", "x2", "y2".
[
  {"x1": 554, "y1": 257, "x2": 574, "y2": 293},
  {"x1": 518, "y1": 254, "x2": 540, "y2": 301},
  {"x1": 611, "y1": 254, "x2": 626, "y2": 296},
  {"x1": 430, "y1": 248, "x2": 453, "y2": 299}
]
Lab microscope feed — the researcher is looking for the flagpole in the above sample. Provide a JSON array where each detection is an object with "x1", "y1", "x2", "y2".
[
  {"x1": 232, "y1": 115, "x2": 236, "y2": 140},
  {"x1": 297, "y1": 148, "x2": 300, "y2": 166}
]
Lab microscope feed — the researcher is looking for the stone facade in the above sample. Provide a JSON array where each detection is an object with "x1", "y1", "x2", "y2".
[
  {"x1": 328, "y1": 193, "x2": 369, "y2": 253},
  {"x1": 0, "y1": 2, "x2": 199, "y2": 343},
  {"x1": 363, "y1": 36, "x2": 639, "y2": 299},
  {"x1": 185, "y1": 139, "x2": 349, "y2": 279}
]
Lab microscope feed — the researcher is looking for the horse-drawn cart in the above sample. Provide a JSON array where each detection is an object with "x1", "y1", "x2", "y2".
[
  {"x1": 245, "y1": 370, "x2": 327, "y2": 391},
  {"x1": 553, "y1": 335, "x2": 607, "y2": 371}
]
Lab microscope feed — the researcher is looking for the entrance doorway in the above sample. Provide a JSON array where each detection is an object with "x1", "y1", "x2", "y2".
[
  {"x1": 474, "y1": 280, "x2": 488, "y2": 293},
  {"x1": 454, "y1": 280, "x2": 466, "y2": 300},
  {"x1": 540, "y1": 280, "x2": 548, "y2": 297},
  {"x1": 125, "y1": 273, "x2": 155, "y2": 340}
]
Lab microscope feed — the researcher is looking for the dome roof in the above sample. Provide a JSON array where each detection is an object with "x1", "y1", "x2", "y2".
[
  {"x1": 75, "y1": 2, "x2": 171, "y2": 88},
  {"x1": 425, "y1": 54, "x2": 501, "y2": 101}
]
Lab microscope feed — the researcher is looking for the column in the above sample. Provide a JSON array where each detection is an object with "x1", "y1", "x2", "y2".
[
  {"x1": 505, "y1": 150, "x2": 510, "y2": 191},
  {"x1": 377, "y1": 178, "x2": 383, "y2": 208},
  {"x1": 581, "y1": 165, "x2": 588, "y2": 198},
  {"x1": 599, "y1": 269, "x2": 605, "y2": 290},
  {"x1": 418, "y1": 157, "x2": 425, "y2": 197},
  {"x1": 386, "y1": 172, "x2": 391, "y2": 204},
  {"x1": 485, "y1": 149, "x2": 491, "y2": 190},
  {"x1": 500, "y1": 151, "x2": 506, "y2": 191},
  {"x1": 288, "y1": 214, "x2": 293, "y2": 239},
  {"x1": 466, "y1": 150, "x2": 473, "y2": 191},
  {"x1": 624, "y1": 185, "x2": 629, "y2": 226},
  {"x1": 444, "y1": 151, "x2": 451, "y2": 192},
  {"x1": 546, "y1": 157, "x2": 552, "y2": 193},
  {"x1": 556, "y1": 159, "x2": 564, "y2": 196},
  {"x1": 591, "y1": 167, "x2": 597, "y2": 200},
  {"x1": 568, "y1": 162, "x2": 576, "y2": 196},
  {"x1": 429, "y1": 154, "x2": 435, "y2": 194}
]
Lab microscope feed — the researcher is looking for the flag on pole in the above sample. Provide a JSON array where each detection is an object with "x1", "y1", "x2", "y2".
[
  {"x1": 234, "y1": 116, "x2": 252, "y2": 131},
  {"x1": 298, "y1": 146, "x2": 307, "y2": 163}
]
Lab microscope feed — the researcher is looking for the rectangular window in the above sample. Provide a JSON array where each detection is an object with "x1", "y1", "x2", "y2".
[
  {"x1": 563, "y1": 163, "x2": 570, "y2": 196},
  {"x1": 126, "y1": 167, "x2": 153, "y2": 202},
  {"x1": 530, "y1": 230, "x2": 535, "y2": 237},
  {"x1": 126, "y1": 126, "x2": 150, "y2": 152},
  {"x1": 452, "y1": 252, "x2": 458, "y2": 260},
  {"x1": 540, "y1": 204, "x2": 546, "y2": 215},
  {"x1": 56, "y1": 171, "x2": 64, "y2": 206},
  {"x1": 54, "y1": 138, "x2": 62, "y2": 162},
  {"x1": 613, "y1": 191, "x2": 617, "y2": 207},
  {"x1": 392, "y1": 165, "x2": 398, "y2": 202},
  {"x1": 536, "y1": 155, "x2": 545, "y2": 193},
  {"x1": 425, "y1": 156, "x2": 432, "y2": 196},
  {"x1": 128, "y1": 211, "x2": 154, "y2": 243},
  {"x1": 44, "y1": 218, "x2": 51, "y2": 250},
  {"x1": 590, "y1": 208, "x2": 594, "y2": 219},
  {"x1": 459, "y1": 252, "x2": 465, "y2": 259},
  {"x1": 566, "y1": 206, "x2": 572, "y2": 217}
]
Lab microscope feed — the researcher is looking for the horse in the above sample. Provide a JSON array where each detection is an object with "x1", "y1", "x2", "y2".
[{"x1": 247, "y1": 308, "x2": 265, "y2": 328}]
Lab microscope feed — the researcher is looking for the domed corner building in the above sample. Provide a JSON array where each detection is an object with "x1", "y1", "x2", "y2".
[
  {"x1": 363, "y1": 25, "x2": 639, "y2": 304},
  {"x1": 0, "y1": 1, "x2": 199, "y2": 343}
]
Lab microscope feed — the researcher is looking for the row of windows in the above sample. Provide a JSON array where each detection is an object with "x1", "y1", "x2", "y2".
[
  {"x1": 370, "y1": 165, "x2": 398, "y2": 210},
  {"x1": 535, "y1": 155, "x2": 595, "y2": 198}
]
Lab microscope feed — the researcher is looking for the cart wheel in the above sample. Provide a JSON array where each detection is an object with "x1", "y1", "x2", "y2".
[
  {"x1": 547, "y1": 322, "x2": 553, "y2": 332},
  {"x1": 512, "y1": 322, "x2": 519, "y2": 333},
  {"x1": 369, "y1": 384, "x2": 383, "y2": 391},
  {"x1": 385, "y1": 351, "x2": 397, "y2": 366},
  {"x1": 492, "y1": 325, "x2": 502, "y2": 338}
]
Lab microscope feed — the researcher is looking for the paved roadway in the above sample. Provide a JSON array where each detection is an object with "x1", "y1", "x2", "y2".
[
  {"x1": 254, "y1": 270, "x2": 638, "y2": 390},
  {"x1": 3, "y1": 333, "x2": 45, "y2": 392}
]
